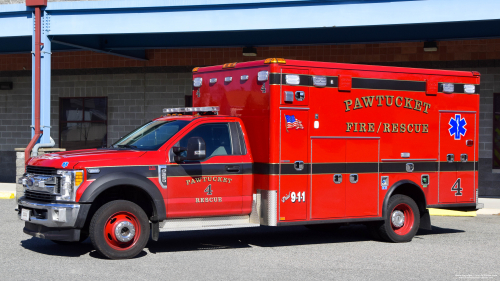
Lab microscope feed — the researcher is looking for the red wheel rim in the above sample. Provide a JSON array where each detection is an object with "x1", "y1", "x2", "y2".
[
  {"x1": 390, "y1": 203, "x2": 414, "y2": 236},
  {"x1": 103, "y1": 211, "x2": 141, "y2": 251}
]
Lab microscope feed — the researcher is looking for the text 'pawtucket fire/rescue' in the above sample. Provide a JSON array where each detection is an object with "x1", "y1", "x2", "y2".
[{"x1": 344, "y1": 95, "x2": 431, "y2": 113}]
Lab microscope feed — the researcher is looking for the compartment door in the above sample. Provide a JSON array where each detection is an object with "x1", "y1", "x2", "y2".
[
  {"x1": 311, "y1": 138, "x2": 346, "y2": 219},
  {"x1": 439, "y1": 112, "x2": 476, "y2": 203},
  {"x1": 345, "y1": 138, "x2": 379, "y2": 217},
  {"x1": 279, "y1": 109, "x2": 309, "y2": 221}
]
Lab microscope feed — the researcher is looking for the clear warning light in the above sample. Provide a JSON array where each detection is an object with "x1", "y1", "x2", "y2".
[
  {"x1": 464, "y1": 84, "x2": 475, "y2": 94},
  {"x1": 313, "y1": 76, "x2": 327, "y2": 87},
  {"x1": 193, "y1": 77, "x2": 202, "y2": 87},
  {"x1": 257, "y1": 71, "x2": 269, "y2": 82},
  {"x1": 286, "y1": 75, "x2": 300, "y2": 85}
]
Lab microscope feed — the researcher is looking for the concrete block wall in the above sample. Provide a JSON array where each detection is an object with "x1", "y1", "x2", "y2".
[
  {"x1": 475, "y1": 67, "x2": 500, "y2": 196},
  {"x1": 0, "y1": 76, "x2": 32, "y2": 151},
  {"x1": 49, "y1": 72, "x2": 192, "y2": 146},
  {"x1": 0, "y1": 71, "x2": 192, "y2": 184},
  {"x1": 1, "y1": 72, "x2": 192, "y2": 151}
]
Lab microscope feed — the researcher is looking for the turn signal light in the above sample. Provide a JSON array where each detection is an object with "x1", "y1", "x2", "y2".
[
  {"x1": 192, "y1": 67, "x2": 200, "y2": 72},
  {"x1": 75, "y1": 171, "x2": 84, "y2": 187}
]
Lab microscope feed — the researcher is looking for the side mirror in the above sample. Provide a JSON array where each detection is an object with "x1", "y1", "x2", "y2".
[
  {"x1": 172, "y1": 146, "x2": 186, "y2": 163},
  {"x1": 186, "y1": 137, "x2": 206, "y2": 161},
  {"x1": 172, "y1": 147, "x2": 186, "y2": 155}
]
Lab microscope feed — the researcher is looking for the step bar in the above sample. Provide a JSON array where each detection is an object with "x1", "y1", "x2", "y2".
[{"x1": 159, "y1": 191, "x2": 276, "y2": 232}]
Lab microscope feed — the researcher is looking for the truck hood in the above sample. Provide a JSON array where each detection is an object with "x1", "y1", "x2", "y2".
[{"x1": 27, "y1": 149, "x2": 146, "y2": 169}]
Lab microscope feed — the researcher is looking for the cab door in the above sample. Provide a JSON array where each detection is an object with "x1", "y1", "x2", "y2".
[
  {"x1": 166, "y1": 122, "x2": 246, "y2": 218},
  {"x1": 439, "y1": 112, "x2": 476, "y2": 203}
]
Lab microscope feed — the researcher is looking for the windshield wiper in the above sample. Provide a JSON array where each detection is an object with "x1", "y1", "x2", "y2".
[{"x1": 116, "y1": 144, "x2": 138, "y2": 149}]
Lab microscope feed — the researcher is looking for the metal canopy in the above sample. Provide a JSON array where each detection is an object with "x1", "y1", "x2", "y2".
[{"x1": 1, "y1": 0, "x2": 500, "y2": 56}]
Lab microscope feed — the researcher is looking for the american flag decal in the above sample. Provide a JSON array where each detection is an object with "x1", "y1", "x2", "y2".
[{"x1": 285, "y1": 115, "x2": 304, "y2": 131}]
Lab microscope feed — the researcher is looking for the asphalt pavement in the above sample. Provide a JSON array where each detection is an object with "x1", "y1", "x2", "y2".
[{"x1": 0, "y1": 199, "x2": 499, "y2": 281}]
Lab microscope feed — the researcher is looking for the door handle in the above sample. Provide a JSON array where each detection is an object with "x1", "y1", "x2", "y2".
[
  {"x1": 350, "y1": 174, "x2": 358, "y2": 184},
  {"x1": 294, "y1": 161, "x2": 304, "y2": 171},
  {"x1": 333, "y1": 174, "x2": 342, "y2": 184},
  {"x1": 225, "y1": 165, "x2": 240, "y2": 173}
]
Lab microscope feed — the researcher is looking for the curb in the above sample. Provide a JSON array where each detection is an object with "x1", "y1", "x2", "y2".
[
  {"x1": 0, "y1": 192, "x2": 15, "y2": 199},
  {"x1": 477, "y1": 209, "x2": 500, "y2": 215},
  {"x1": 428, "y1": 208, "x2": 476, "y2": 217}
]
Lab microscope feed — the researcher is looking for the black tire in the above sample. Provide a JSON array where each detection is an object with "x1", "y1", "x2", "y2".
[
  {"x1": 89, "y1": 200, "x2": 150, "y2": 259},
  {"x1": 305, "y1": 223, "x2": 341, "y2": 232},
  {"x1": 377, "y1": 194, "x2": 420, "y2": 243}
]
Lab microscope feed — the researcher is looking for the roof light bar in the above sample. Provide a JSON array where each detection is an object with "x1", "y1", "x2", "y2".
[{"x1": 163, "y1": 106, "x2": 220, "y2": 114}]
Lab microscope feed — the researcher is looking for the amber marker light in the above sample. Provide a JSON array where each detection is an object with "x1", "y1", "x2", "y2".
[{"x1": 75, "y1": 171, "x2": 84, "y2": 187}]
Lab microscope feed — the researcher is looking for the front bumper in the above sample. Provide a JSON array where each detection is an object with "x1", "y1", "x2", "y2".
[
  {"x1": 23, "y1": 222, "x2": 81, "y2": 242},
  {"x1": 17, "y1": 198, "x2": 81, "y2": 228}
]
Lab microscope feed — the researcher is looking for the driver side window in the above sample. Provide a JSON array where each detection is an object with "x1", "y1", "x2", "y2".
[{"x1": 178, "y1": 123, "x2": 233, "y2": 159}]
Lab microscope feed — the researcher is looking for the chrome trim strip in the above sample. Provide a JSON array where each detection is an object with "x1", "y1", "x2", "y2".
[
  {"x1": 439, "y1": 110, "x2": 477, "y2": 113},
  {"x1": 279, "y1": 107, "x2": 310, "y2": 110},
  {"x1": 381, "y1": 158, "x2": 437, "y2": 162},
  {"x1": 311, "y1": 136, "x2": 381, "y2": 139}
]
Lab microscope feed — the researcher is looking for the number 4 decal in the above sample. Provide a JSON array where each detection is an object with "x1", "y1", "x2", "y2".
[
  {"x1": 451, "y1": 178, "x2": 463, "y2": 196},
  {"x1": 204, "y1": 184, "x2": 213, "y2": 195}
]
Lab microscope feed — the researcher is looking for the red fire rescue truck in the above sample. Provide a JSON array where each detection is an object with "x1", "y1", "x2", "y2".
[{"x1": 18, "y1": 59, "x2": 481, "y2": 259}]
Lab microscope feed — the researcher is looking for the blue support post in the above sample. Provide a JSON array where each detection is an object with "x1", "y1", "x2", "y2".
[
  {"x1": 30, "y1": 10, "x2": 37, "y2": 142},
  {"x1": 30, "y1": 9, "x2": 51, "y2": 146},
  {"x1": 40, "y1": 10, "x2": 51, "y2": 145}
]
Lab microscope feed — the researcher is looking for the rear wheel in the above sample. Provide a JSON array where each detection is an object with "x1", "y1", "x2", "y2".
[
  {"x1": 90, "y1": 200, "x2": 150, "y2": 259},
  {"x1": 378, "y1": 194, "x2": 420, "y2": 243}
]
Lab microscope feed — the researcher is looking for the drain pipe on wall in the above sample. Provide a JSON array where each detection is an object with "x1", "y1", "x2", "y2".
[
  {"x1": 24, "y1": 0, "x2": 47, "y2": 164},
  {"x1": 32, "y1": 137, "x2": 55, "y2": 157}
]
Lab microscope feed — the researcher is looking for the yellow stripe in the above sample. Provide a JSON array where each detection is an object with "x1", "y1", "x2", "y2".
[
  {"x1": 0, "y1": 192, "x2": 15, "y2": 199},
  {"x1": 428, "y1": 208, "x2": 476, "y2": 217}
]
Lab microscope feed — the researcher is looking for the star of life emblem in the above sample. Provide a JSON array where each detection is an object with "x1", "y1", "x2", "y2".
[{"x1": 449, "y1": 114, "x2": 467, "y2": 140}]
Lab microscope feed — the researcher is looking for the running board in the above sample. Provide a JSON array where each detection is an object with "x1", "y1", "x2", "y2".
[
  {"x1": 159, "y1": 215, "x2": 260, "y2": 232},
  {"x1": 159, "y1": 193, "x2": 262, "y2": 232}
]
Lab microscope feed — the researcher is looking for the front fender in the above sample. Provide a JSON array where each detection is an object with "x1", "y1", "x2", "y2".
[{"x1": 79, "y1": 172, "x2": 166, "y2": 221}]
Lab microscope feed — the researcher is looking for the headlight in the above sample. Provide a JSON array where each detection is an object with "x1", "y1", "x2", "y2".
[{"x1": 56, "y1": 170, "x2": 84, "y2": 201}]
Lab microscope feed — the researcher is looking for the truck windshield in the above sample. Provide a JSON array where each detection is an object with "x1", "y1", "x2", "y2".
[{"x1": 111, "y1": 120, "x2": 190, "y2": 151}]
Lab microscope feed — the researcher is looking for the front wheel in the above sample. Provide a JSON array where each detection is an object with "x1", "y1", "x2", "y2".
[
  {"x1": 377, "y1": 194, "x2": 420, "y2": 243},
  {"x1": 89, "y1": 200, "x2": 150, "y2": 259}
]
